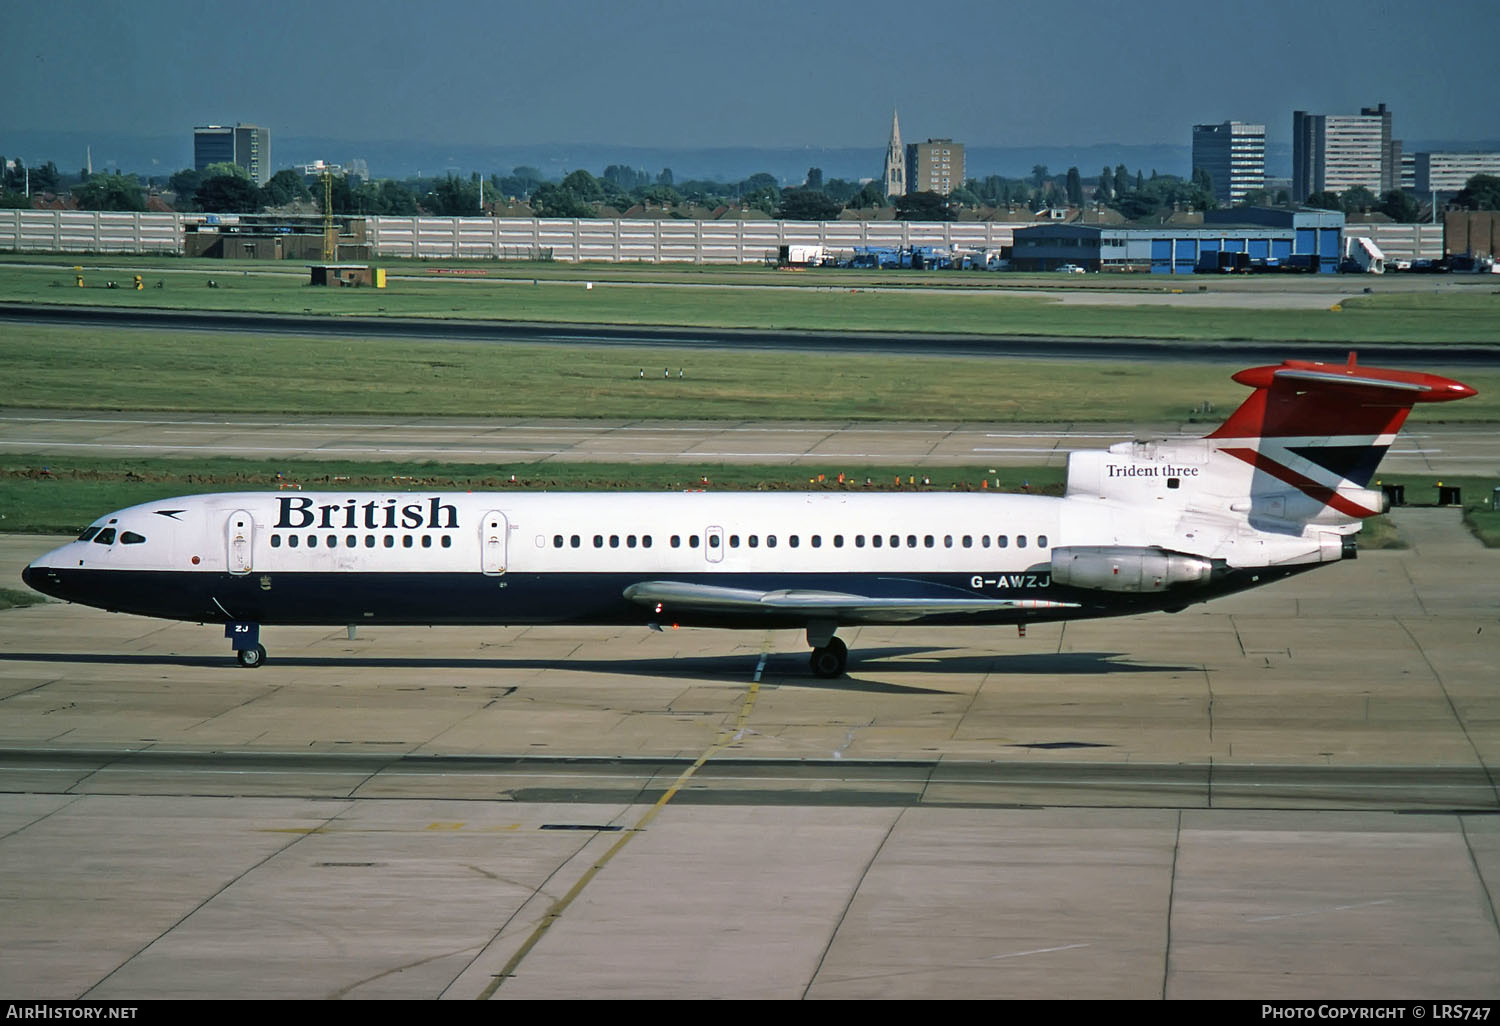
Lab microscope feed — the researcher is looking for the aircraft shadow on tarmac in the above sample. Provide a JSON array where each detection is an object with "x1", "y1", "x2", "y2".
[{"x1": 0, "y1": 648, "x2": 1195, "y2": 694}]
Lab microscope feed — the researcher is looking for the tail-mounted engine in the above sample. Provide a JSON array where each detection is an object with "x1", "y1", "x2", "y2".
[{"x1": 1050, "y1": 546, "x2": 1217, "y2": 594}]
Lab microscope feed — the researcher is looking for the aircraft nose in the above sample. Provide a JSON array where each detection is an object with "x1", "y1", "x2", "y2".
[{"x1": 20, "y1": 564, "x2": 32, "y2": 589}]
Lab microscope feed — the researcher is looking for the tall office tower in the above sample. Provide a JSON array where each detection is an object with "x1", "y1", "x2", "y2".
[
  {"x1": 883, "y1": 110, "x2": 905, "y2": 198},
  {"x1": 193, "y1": 124, "x2": 272, "y2": 186},
  {"x1": 1192, "y1": 121, "x2": 1266, "y2": 204},
  {"x1": 1292, "y1": 106, "x2": 1388, "y2": 202},
  {"x1": 905, "y1": 138, "x2": 965, "y2": 196}
]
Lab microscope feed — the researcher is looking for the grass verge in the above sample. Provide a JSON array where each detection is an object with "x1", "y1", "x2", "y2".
[
  {"x1": 6, "y1": 323, "x2": 1500, "y2": 422},
  {"x1": 0, "y1": 457, "x2": 1065, "y2": 535},
  {"x1": 2, "y1": 259, "x2": 1498, "y2": 343}
]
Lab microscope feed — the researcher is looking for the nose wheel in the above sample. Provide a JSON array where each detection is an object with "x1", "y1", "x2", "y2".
[
  {"x1": 236, "y1": 644, "x2": 268, "y2": 668},
  {"x1": 226, "y1": 622, "x2": 266, "y2": 668}
]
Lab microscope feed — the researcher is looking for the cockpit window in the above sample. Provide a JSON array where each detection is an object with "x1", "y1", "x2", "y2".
[
  {"x1": 120, "y1": 531, "x2": 146, "y2": 545},
  {"x1": 93, "y1": 528, "x2": 116, "y2": 545},
  {"x1": 77, "y1": 526, "x2": 101, "y2": 542}
]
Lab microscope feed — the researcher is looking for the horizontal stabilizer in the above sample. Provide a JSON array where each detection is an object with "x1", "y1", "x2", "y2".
[{"x1": 1207, "y1": 353, "x2": 1476, "y2": 455}]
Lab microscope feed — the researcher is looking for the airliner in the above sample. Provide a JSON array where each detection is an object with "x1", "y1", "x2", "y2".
[{"x1": 21, "y1": 355, "x2": 1475, "y2": 677}]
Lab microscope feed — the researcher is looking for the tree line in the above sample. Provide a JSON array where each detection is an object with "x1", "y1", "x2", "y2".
[{"x1": 4, "y1": 153, "x2": 1497, "y2": 222}]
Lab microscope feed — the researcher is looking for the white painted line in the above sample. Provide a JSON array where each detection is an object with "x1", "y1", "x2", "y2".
[
  {"x1": 988, "y1": 943, "x2": 1091, "y2": 960},
  {"x1": 1246, "y1": 899, "x2": 1393, "y2": 923}
]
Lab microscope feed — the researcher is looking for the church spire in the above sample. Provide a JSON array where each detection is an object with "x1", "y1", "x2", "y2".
[{"x1": 883, "y1": 109, "x2": 905, "y2": 199}]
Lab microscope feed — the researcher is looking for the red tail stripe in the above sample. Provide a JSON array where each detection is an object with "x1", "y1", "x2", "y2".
[{"x1": 1219, "y1": 447, "x2": 1382, "y2": 519}]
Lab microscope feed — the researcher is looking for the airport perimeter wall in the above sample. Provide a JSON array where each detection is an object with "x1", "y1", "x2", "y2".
[
  {"x1": 0, "y1": 208, "x2": 1445, "y2": 263},
  {"x1": 362, "y1": 217, "x2": 1022, "y2": 263},
  {"x1": 0, "y1": 210, "x2": 184, "y2": 253}
]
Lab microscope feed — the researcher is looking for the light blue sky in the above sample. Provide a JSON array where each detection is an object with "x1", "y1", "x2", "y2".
[{"x1": 3, "y1": 0, "x2": 1496, "y2": 149}]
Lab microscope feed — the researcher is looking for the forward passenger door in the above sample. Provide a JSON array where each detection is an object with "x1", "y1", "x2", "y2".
[{"x1": 481, "y1": 511, "x2": 508, "y2": 576}]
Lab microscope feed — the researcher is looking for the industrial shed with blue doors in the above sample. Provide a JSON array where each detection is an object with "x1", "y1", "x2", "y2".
[{"x1": 1010, "y1": 208, "x2": 1344, "y2": 273}]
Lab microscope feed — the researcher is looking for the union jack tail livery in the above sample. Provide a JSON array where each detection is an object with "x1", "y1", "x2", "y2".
[{"x1": 1207, "y1": 352, "x2": 1476, "y2": 522}]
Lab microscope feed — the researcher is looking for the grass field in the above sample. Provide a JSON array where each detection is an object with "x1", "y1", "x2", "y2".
[
  {"x1": 0, "y1": 456, "x2": 1065, "y2": 535},
  {"x1": 2, "y1": 258, "x2": 1498, "y2": 343},
  {"x1": 6, "y1": 323, "x2": 1500, "y2": 422}
]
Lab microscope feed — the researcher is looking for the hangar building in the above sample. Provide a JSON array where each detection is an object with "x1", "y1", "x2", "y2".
[{"x1": 1010, "y1": 208, "x2": 1344, "y2": 274}]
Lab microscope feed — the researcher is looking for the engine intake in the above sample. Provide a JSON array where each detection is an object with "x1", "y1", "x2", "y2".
[{"x1": 1050, "y1": 546, "x2": 1215, "y2": 594}]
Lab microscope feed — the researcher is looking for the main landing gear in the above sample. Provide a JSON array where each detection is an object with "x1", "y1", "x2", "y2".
[{"x1": 807, "y1": 621, "x2": 848, "y2": 679}]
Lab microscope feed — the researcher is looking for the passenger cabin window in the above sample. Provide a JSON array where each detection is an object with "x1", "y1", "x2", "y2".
[
  {"x1": 997, "y1": 535, "x2": 1008, "y2": 548},
  {"x1": 1038, "y1": 534, "x2": 1048, "y2": 548},
  {"x1": 1017, "y1": 536, "x2": 1028, "y2": 548}
]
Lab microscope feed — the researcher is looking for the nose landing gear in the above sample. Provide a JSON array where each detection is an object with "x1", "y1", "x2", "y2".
[
  {"x1": 236, "y1": 644, "x2": 268, "y2": 668},
  {"x1": 226, "y1": 621, "x2": 267, "y2": 668}
]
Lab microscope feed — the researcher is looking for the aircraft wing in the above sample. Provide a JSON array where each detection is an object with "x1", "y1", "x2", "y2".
[{"x1": 623, "y1": 580, "x2": 1078, "y2": 623}]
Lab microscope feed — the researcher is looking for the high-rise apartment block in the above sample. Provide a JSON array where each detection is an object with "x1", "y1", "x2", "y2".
[
  {"x1": 905, "y1": 139, "x2": 964, "y2": 196},
  {"x1": 1191, "y1": 121, "x2": 1265, "y2": 204},
  {"x1": 193, "y1": 124, "x2": 272, "y2": 186},
  {"x1": 1292, "y1": 104, "x2": 1397, "y2": 203},
  {"x1": 1415, "y1": 152, "x2": 1500, "y2": 197}
]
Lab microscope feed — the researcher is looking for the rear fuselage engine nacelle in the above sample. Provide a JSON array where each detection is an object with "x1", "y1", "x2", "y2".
[{"x1": 1049, "y1": 546, "x2": 1217, "y2": 594}]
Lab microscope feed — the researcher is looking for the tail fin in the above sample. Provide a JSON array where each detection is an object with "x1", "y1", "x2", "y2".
[{"x1": 1207, "y1": 353, "x2": 1475, "y2": 519}]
